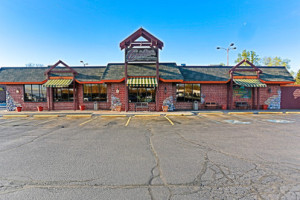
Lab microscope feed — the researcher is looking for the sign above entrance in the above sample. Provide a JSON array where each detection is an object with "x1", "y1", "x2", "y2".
[{"x1": 125, "y1": 48, "x2": 157, "y2": 63}]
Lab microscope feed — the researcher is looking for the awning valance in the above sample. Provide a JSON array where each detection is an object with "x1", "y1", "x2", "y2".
[
  {"x1": 43, "y1": 79, "x2": 73, "y2": 88},
  {"x1": 127, "y1": 77, "x2": 157, "y2": 87},
  {"x1": 233, "y1": 79, "x2": 267, "y2": 88}
]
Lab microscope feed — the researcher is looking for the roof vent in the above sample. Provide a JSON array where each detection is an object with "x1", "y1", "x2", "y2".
[{"x1": 181, "y1": 63, "x2": 186, "y2": 66}]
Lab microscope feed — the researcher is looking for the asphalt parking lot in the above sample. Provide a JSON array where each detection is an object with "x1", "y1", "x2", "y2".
[{"x1": 0, "y1": 113, "x2": 300, "y2": 200}]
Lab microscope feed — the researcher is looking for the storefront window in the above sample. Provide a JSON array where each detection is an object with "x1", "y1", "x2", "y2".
[
  {"x1": 24, "y1": 85, "x2": 47, "y2": 102},
  {"x1": 129, "y1": 87, "x2": 156, "y2": 102},
  {"x1": 83, "y1": 84, "x2": 107, "y2": 102},
  {"x1": 176, "y1": 84, "x2": 201, "y2": 102},
  {"x1": 53, "y1": 84, "x2": 74, "y2": 102}
]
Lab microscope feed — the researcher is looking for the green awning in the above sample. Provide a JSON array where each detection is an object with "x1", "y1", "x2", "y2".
[
  {"x1": 233, "y1": 79, "x2": 267, "y2": 88},
  {"x1": 43, "y1": 79, "x2": 73, "y2": 88},
  {"x1": 127, "y1": 77, "x2": 157, "y2": 87}
]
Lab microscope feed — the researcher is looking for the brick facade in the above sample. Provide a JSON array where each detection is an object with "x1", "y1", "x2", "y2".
[
  {"x1": 0, "y1": 85, "x2": 5, "y2": 103},
  {"x1": 4, "y1": 82, "x2": 285, "y2": 111}
]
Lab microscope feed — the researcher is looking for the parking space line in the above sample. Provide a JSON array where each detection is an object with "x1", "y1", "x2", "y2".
[
  {"x1": 125, "y1": 116, "x2": 132, "y2": 127},
  {"x1": 164, "y1": 116, "x2": 174, "y2": 126},
  {"x1": 34, "y1": 119, "x2": 57, "y2": 126},
  {"x1": 79, "y1": 117, "x2": 98, "y2": 126}
]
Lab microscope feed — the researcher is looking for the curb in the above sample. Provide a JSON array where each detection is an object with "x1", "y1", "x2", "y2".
[
  {"x1": 134, "y1": 114, "x2": 161, "y2": 117},
  {"x1": 33, "y1": 115, "x2": 59, "y2": 118},
  {"x1": 198, "y1": 112, "x2": 223, "y2": 115},
  {"x1": 258, "y1": 112, "x2": 283, "y2": 114},
  {"x1": 166, "y1": 114, "x2": 193, "y2": 116},
  {"x1": 2, "y1": 115, "x2": 29, "y2": 118},
  {"x1": 228, "y1": 112, "x2": 254, "y2": 115},
  {"x1": 285, "y1": 112, "x2": 300, "y2": 114},
  {"x1": 66, "y1": 114, "x2": 92, "y2": 118},
  {"x1": 101, "y1": 115, "x2": 127, "y2": 117}
]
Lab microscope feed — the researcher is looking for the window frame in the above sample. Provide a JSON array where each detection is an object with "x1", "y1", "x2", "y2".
[
  {"x1": 128, "y1": 87, "x2": 156, "y2": 103},
  {"x1": 24, "y1": 84, "x2": 47, "y2": 102},
  {"x1": 53, "y1": 84, "x2": 74, "y2": 102},
  {"x1": 176, "y1": 83, "x2": 201, "y2": 102},
  {"x1": 83, "y1": 84, "x2": 107, "y2": 102}
]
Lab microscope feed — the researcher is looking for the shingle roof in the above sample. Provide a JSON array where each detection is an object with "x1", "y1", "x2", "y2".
[
  {"x1": 0, "y1": 64, "x2": 294, "y2": 83},
  {"x1": 102, "y1": 63, "x2": 183, "y2": 80},
  {"x1": 179, "y1": 66, "x2": 294, "y2": 82}
]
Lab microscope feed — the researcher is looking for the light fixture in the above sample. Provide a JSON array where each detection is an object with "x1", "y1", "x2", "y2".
[
  {"x1": 268, "y1": 88, "x2": 272, "y2": 93},
  {"x1": 164, "y1": 87, "x2": 167, "y2": 94},
  {"x1": 116, "y1": 88, "x2": 119, "y2": 94},
  {"x1": 16, "y1": 89, "x2": 20, "y2": 94}
]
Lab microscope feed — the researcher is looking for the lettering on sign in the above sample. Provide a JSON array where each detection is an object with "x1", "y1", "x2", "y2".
[
  {"x1": 126, "y1": 48, "x2": 157, "y2": 62},
  {"x1": 293, "y1": 89, "x2": 300, "y2": 99}
]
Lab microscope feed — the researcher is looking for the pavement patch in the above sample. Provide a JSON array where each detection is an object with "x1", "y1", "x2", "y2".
[{"x1": 223, "y1": 120, "x2": 251, "y2": 125}]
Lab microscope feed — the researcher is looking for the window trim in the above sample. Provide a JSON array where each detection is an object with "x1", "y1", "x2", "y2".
[
  {"x1": 23, "y1": 84, "x2": 47, "y2": 102},
  {"x1": 176, "y1": 83, "x2": 201, "y2": 102},
  {"x1": 83, "y1": 84, "x2": 108, "y2": 102}
]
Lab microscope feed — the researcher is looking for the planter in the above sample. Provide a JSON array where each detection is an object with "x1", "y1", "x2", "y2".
[
  {"x1": 16, "y1": 107, "x2": 22, "y2": 112},
  {"x1": 262, "y1": 104, "x2": 268, "y2": 110},
  {"x1": 115, "y1": 105, "x2": 122, "y2": 112},
  {"x1": 162, "y1": 105, "x2": 169, "y2": 112},
  {"x1": 221, "y1": 105, "x2": 227, "y2": 110},
  {"x1": 37, "y1": 106, "x2": 43, "y2": 112},
  {"x1": 79, "y1": 105, "x2": 85, "y2": 111}
]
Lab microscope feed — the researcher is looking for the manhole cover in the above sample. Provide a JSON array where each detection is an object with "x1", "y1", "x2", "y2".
[
  {"x1": 224, "y1": 120, "x2": 251, "y2": 125},
  {"x1": 266, "y1": 119, "x2": 294, "y2": 124}
]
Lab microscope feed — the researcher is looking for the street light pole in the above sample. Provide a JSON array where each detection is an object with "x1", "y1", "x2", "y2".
[
  {"x1": 217, "y1": 43, "x2": 237, "y2": 66},
  {"x1": 80, "y1": 60, "x2": 88, "y2": 67}
]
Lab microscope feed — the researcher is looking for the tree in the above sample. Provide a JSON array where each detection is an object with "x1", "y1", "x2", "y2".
[
  {"x1": 261, "y1": 57, "x2": 291, "y2": 69},
  {"x1": 235, "y1": 50, "x2": 260, "y2": 65},
  {"x1": 295, "y1": 69, "x2": 300, "y2": 84}
]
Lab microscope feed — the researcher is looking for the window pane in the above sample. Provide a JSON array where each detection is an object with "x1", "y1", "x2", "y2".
[
  {"x1": 129, "y1": 87, "x2": 138, "y2": 102},
  {"x1": 192, "y1": 84, "x2": 201, "y2": 100},
  {"x1": 40, "y1": 86, "x2": 47, "y2": 102},
  {"x1": 138, "y1": 88, "x2": 147, "y2": 102},
  {"x1": 91, "y1": 84, "x2": 99, "y2": 101},
  {"x1": 24, "y1": 85, "x2": 32, "y2": 101},
  {"x1": 31, "y1": 85, "x2": 39, "y2": 102},
  {"x1": 146, "y1": 88, "x2": 155, "y2": 102},
  {"x1": 83, "y1": 84, "x2": 91, "y2": 101},
  {"x1": 53, "y1": 88, "x2": 61, "y2": 102},
  {"x1": 99, "y1": 84, "x2": 107, "y2": 101},
  {"x1": 176, "y1": 84, "x2": 184, "y2": 102},
  {"x1": 185, "y1": 84, "x2": 193, "y2": 102}
]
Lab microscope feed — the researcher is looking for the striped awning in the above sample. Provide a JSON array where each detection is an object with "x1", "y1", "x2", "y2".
[
  {"x1": 127, "y1": 77, "x2": 157, "y2": 87},
  {"x1": 233, "y1": 79, "x2": 267, "y2": 88},
  {"x1": 43, "y1": 79, "x2": 73, "y2": 87}
]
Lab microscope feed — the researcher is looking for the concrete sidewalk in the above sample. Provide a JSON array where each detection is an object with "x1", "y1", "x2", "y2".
[{"x1": 1, "y1": 109, "x2": 300, "y2": 118}]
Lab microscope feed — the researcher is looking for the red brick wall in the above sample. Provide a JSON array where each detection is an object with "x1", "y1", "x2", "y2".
[
  {"x1": 259, "y1": 85, "x2": 281, "y2": 109},
  {"x1": 173, "y1": 84, "x2": 228, "y2": 110},
  {"x1": 6, "y1": 85, "x2": 47, "y2": 111},
  {"x1": 77, "y1": 84, "x2": 111, "y2": 110},
  {"x1": 281, "y1": 86, "x2": 300, "y2": 109},
  {"x1": 111, "y1": 82, "x2": 126, "y2": 111}
]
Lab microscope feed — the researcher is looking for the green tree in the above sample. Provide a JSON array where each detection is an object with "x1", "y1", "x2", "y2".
[
  {"x1": 261, "y1": 57, "x2": 291, "y2": 69},
  {"x1": 235, "y1": 50, "x2": 260, "y2": 65},
  {"x1": 295, "y1": 69, "x2": 300, "y2": 84}
]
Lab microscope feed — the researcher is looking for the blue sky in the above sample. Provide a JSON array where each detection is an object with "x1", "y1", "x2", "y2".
[{"x1": 0, "y1": 0, "x2": 299, "y2": 73}]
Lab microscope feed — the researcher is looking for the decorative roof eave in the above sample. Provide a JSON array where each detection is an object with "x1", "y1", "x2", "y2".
[
  {"x1": 120, "y1": 28, "x2": 164, "y2": 50},
  {"x1": 182, "y1": 80, "x2": 231, "y2": 84},
  {"x1": 229, "y1": 59, "x2": 262, "y2": 74},
  {"x1": 260, "y1": 80, "x2": 295, "y2": 85},
  {"x1": 45, "y1": 60, "x2": 78, "y2": 76},
  {"x1": 102, "y1": 77, "x2": 125, "y2": 83},
  {"x1": 159, "y1": 78, "x2": 183, "y2": 82},
  {"x1": 0, "y1": 80, "x2": 47, "y2": 85}
]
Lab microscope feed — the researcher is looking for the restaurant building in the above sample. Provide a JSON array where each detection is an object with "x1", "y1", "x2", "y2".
[{"x1": 0, "y1": 28, "x2": 295, "y2": 111}]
